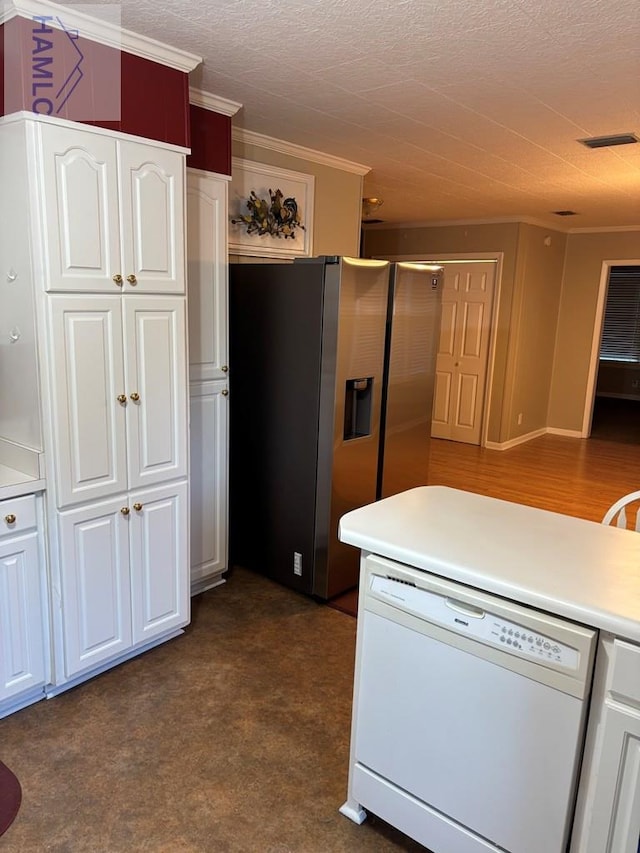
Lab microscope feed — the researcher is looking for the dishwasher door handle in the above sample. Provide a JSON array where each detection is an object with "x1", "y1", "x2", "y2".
[{"x1": 445, "y1": 597, "x2": 486, "y2": 618}]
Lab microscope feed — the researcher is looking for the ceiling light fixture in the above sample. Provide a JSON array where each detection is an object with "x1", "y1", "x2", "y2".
[
  {"x1": 553, "y1": 210, "x2": 579, "y2": 216},
  {"x1": 579, "y1": 133, "x2": 639, "y2": 149},
  {"x1": 362, "y1": 197, "x2": 384, "y2": 221}
]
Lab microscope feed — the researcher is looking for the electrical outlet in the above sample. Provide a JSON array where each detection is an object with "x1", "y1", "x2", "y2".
[
  {"x1": 517, "y1": 413, "x2": 523, "y2": 425},
  {"x1": 293, "y1": 552, "x2": 302, "y2": 576}
]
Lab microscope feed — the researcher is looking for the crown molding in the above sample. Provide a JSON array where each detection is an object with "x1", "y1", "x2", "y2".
[
  {"x1": 2, "y1": 0, "x2": 202, "y2": 72},
  {"x1": 567, "y1": 225, "x2": 640, "y2": 234},
  {"x1": 189, "y1": 88, "x2": 242, "y2": 117},
  {"x1": 233, "y1": 128, "x2": 370, "y2": 176},
  {"x1": 363, "y1": 215, "x2": 572, "y2": 232}
]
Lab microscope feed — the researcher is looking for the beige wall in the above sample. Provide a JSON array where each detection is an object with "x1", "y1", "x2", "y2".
[
  {"x1": 505, "y1": 224, "x2": 566, "y2": 440},
  {"x1": 548, "y1": 231, "x2": 640, "y2": 432},
  {"x1": 365, "y1": 222, "x2": 520, "y2": 443},
  {"x1": 232, "y1": 139, "x2": 363, "y2": 258},
  {"x1": 365, "y1": 222, "x2": 568, "y2": 444}
]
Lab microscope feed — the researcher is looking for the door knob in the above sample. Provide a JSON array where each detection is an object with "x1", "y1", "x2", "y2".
[
  {"x1": 129, "y1": 392, "x2": 140, "y2": 402},
  {"x1": 221, "y1": 389, "x2": 229, "y2": 397},
  {"x1": 127, "y1": 274, "x2": 137, "y2": 285},
  {"x1": 4, "y1": 514, "x2": 16, "y2": 524},
  {"x1": 221, "y1": 365, "x2": 229, "y2": 372},
  {"x1": 120, "y1": 506, "x2": 130, "y2": 515},
  {"x1": 117, "y1": 394, "x2": 127, "y2": 403},
  {"x1": 133, "y1": 502, "x2": 143, "y2": 511},
  {"x1": 113, "y1": 274, "x2": 123, "y2": 286}
]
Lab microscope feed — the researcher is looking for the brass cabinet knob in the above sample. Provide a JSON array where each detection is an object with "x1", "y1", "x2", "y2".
[
  {"x1": 129, "y1": 392, "x2": 140, "y2": 402},
  {"x1": 127, "y1": 274, "x2": 137, "y2": 285},
  {"x1": 133, "y1": 502, "x2": 143, "y2": 511},
  {"x1": 4, "y1": 514, "x2": 16, "y2": 524},
  {"x1": 221, "y1": 365, "x2": 229, "y2": 372},
  {"x1": 120, "y1": 506, "x2": 130, "y2": 515},
  {"x1": 113, "y1": 274, "x2": 123, "y2": 286},
  {"x1": 117, "y1": 394, "x2": 127, "y2": 403},
  {"x1": 221, "y1": 389, "x2": 229, "y2": 397}
]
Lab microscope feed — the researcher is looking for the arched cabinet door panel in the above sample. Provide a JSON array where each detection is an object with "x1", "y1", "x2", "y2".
[
  {"x1": 39, "y1": 124, "x2": 121, "y2": 292},
  {"x1": 119, "y1": 141, "x2": 185, "y2": 294}
]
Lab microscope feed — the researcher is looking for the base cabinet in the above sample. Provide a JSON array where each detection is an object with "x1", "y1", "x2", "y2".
[
  {"x1": 572, "y1": 637, "x2": 640, "y2": 853},
  {"x1": 189, "y1": 381, "x2": 228, "y2": 593},
  {"x1": 58, "y1": 481, "x2": 188, "y2": 679},
  {"x1": 0, "y1": 496, "x2": 46, "y2": 717}
]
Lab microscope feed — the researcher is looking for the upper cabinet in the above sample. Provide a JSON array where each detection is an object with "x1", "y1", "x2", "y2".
[
  {"x1": 38, "y1": 122, "x2": 185, "y2": 294},
  {"x1": 186, "y1": 170, "x2": 228, "y2": 381}
]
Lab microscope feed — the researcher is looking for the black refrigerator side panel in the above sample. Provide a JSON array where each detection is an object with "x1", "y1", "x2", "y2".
[{"x1": 229, "y1": 263, "x2": 325, "y2": 595}]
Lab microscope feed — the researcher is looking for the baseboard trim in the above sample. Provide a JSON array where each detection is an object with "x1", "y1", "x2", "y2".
[
  {"x1": 546, "y1": 427, "x2": 584, "y2": 438},
  {"x1": 485, "y1": 428, "x2": 547, "y2": 451}
]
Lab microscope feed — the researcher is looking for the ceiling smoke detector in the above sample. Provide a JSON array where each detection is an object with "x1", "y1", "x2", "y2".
[{"x1": 579, "y1": 133, "x2": 639, "y2": 149}]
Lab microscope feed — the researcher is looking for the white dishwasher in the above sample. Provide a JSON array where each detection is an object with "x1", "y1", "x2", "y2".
[{"x1": 341, "y1": 554, "x2": 597, "y2": 853}]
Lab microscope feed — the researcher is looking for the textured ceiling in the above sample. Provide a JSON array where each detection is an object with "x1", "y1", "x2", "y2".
[{"x1": 90, "y1": 0, "x2": 640, "y2": 228}]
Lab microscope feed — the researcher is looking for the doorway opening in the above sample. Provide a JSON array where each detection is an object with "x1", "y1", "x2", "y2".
[{"x1": 584, "y1": 262, "x2": 640, "y2": 443}]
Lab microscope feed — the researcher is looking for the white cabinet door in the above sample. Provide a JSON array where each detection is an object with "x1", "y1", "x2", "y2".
[
  {"x1": 189, "y1": 380, "x2": 228, "y2": 591},
  {"x1": 49, "y1": 296, "x2": 128, "y2": 508},
  {"x1": 0, "y1": 533, "x2": 45, "y2": 702},
  {"x1": 129, "y1": 481, "x2": 188, "y2": 644},
  {"x1": 39, "y1": 123, "x2": 122, "y2": 293},
  {"x1": 187, "y1": 170, "x2": 228, "y2": 381},
  {"x1": 119, "y1": 142, "x2": 185, "y2": 294},
  {"x1": 58, "y1": 498, "x2": 132, "y2": 677},
  {"x1": 123, "y1": 296, "x2": 188, "y2": 489}
]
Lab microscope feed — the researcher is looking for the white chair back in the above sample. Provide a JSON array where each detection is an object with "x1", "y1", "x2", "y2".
[{"x1": 602, "y1": 489, "x2": 640, "y2": 530}]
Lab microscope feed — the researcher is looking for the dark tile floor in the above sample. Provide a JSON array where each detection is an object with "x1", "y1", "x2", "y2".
[{"x1": 0, "y1": 567, "x2": 425, "y2": 852}]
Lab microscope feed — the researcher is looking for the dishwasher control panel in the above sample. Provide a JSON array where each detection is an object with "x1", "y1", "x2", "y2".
[
  {"x1": 489, "y1": 616, "x2": 579, "y2": 669},
  {"x1": 369, "y1": 573, "x2": 580, "y2": 671}
]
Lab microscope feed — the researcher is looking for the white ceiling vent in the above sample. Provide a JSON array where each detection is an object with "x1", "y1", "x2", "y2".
[{"x1": 579, "y1": 133, "x2": 639, "y2": 149}]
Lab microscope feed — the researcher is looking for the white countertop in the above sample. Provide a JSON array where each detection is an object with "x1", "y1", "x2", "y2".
[
  {"x1": 0, "y1": 464, "x2": 45, "y2": 501},
  {"x1": 339, "y1": 486, "x2": 640, "y2": 643}
]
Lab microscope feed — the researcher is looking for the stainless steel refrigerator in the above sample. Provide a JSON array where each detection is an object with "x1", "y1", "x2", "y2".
[{"x1": 229, "y1": 256, "x2": 442, "y2": 599}]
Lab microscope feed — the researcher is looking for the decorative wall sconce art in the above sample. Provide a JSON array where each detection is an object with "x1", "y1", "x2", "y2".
[{"x1": 229, "y1": 159, "x2": 315, "y2": 258}]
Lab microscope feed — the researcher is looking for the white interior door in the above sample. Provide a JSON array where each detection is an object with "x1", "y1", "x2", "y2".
[{"x1": 431, "y1": 262, "x2": 495, "y2": 444}]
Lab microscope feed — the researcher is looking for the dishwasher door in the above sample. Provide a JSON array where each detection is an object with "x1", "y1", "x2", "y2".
[{"x1": 352, "y1": 556, "x2": 596, "y2": 853}]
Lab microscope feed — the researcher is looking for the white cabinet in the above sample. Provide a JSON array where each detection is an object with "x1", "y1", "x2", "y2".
[
  {"x1": 187, "y1": 170, "x2": 228, "y2": 382},
  {"x1": 186, "y1": 169, "x2": 230, "y2": 594},
  {"x1": 48, "y1": 295, "x2": 187, "y2": 507},
  {"x1": 39, "y1": 122, "x2": 185, "y2": 294},
  {"x1": 572, "y1": 636, "x2": 640, "y2": 853},
  {"x1": 0, "y1": 494, "x2": 46, "y2": 717},
  {"x1": 189, "y1": 381, "x2": 228, "y2": 592},
  {"x1": 0, "y1": 115, "x2": 191, "y2": 695},
  {"x1": 58, "y1": 482, "x2": 188, "y2": 678}
]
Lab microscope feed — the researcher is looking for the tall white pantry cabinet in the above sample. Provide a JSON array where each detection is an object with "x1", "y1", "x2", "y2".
[
  {"x1": 1, "y1": 112, "x2": 190, "y2": 692},
  {"x1": 186, "y1": 168, "x2": 230, "y2": 595}
]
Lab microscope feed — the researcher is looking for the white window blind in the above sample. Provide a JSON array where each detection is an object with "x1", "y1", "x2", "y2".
[{"x1": 600, "y1": 266, "x2": 640, "y2": 362}]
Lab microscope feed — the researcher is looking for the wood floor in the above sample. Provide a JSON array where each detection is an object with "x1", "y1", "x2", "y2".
[
  {"x1": 428, "y1": 431, "x2": 640, "y2": 523},
  {"x1": 329, "y1": 425, "x2": 640, "y2": 616}
]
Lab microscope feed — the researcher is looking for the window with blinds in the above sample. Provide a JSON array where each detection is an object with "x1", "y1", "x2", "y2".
[{"x1": 600, "y1": 265, "x2": 640, "y2": 362}]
